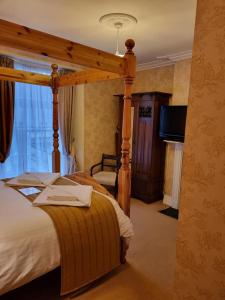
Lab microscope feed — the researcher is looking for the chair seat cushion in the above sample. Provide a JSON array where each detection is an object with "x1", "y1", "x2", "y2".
[{"x1": 93, "y1": 171, "x2": 117, "y2": 186}]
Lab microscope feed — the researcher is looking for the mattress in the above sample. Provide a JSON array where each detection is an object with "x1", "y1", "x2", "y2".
[{"x1": 0, "y1": 179, "x2": 133, "y2": 296}]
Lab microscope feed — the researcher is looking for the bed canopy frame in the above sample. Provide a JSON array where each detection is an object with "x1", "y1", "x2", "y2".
[{"x1": 0, "y1": 18, "x2": 136, "y2": 216}]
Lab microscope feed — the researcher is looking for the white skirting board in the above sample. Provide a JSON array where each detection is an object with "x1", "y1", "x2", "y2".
[{"x1": 163, "y1": 141, "x2": 184, "y2": 209}]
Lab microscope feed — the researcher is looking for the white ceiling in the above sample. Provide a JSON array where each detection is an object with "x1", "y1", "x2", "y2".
[{"x1": 0, "y1": 0, "x2": 197, "y2": 65}]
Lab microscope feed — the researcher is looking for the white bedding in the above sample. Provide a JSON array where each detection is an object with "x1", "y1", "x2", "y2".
[{"x1": 0, "y1": 179, "x2": 133, "y2": 296}]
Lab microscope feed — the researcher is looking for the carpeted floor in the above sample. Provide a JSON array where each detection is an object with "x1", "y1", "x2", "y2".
[{"x1": 1, "y1": 200, "x2": 178, "y2": 300}]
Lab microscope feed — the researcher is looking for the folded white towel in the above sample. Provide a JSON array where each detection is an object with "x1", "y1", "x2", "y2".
[
  {"x1": 33, "y1": 185, "x2": 93, "y2": 207},
  {"x1": 6, "y1": 172, "x2": 60, "y2": 187}
]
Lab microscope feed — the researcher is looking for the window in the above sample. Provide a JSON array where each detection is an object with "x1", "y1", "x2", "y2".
[{"x1": 0, "y1": 62, "x2": 66, "y2": 179}]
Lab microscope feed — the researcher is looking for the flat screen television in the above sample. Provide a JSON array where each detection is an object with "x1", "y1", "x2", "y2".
[{"x1": 159, "y1": 105, "x2": 187, "y2": 142}]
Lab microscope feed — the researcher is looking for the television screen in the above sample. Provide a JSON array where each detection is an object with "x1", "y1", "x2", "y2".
[{"x1": 159, "y1": 105, "x2": 187, "y2": 142}]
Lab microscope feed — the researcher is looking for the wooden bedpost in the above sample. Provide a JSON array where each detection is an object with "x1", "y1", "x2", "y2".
[
  {"x1": 118, "y1": 39, "x2": 136, "y2": 216},
  {"x1": 51, "y1": 64, "x2": 60, "y2": 173}
]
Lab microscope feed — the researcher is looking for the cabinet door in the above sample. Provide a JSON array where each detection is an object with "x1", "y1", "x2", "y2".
[{"x1": 131, "y1": 95, "x2": 153, "y2": 199}]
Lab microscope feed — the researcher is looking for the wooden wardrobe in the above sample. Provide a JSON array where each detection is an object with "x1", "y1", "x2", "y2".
[{"x1": 115, "y1": 92, "x2": 171, "y2": 203}]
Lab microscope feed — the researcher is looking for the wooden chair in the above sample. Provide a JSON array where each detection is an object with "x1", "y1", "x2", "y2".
[{"x1": 90, "y1": 154, "x2": 121, "y2": 197}]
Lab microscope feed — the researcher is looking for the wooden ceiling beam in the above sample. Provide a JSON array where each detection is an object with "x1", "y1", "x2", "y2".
[
  {"x1": 0, "y1": 19, "x2": 125, "y2": 75},
  {"x1": 59, "y1": 69, "x2": 122, "y2": 86},
  {"x1": 0, "y1": 45, "x2": 83, "y2": 71},
  {"x1": 0, "y1": 67, "x2": 50, "y2": 86}
]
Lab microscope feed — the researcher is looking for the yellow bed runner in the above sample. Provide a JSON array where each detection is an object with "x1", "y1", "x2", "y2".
[{"x1": 12, "y1": 174, "x2": 121, "y2": 296}]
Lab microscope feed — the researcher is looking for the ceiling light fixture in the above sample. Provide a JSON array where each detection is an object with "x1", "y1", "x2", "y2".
[{"x1": 99, "y1": 13, "x2": 137, "y2": 57}]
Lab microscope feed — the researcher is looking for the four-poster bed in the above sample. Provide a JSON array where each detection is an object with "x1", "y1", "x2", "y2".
[
  {"x1": 0, "y1": 18, "x2": 136, "y2": 216},
  {"x1": 0, "y1": 18, "x2": 136, "y2": 297}
]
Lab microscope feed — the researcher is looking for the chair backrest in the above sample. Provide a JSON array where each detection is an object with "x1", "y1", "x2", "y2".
[{"x1": 101, "y1": 154, "x2": 121, "y2": 172}]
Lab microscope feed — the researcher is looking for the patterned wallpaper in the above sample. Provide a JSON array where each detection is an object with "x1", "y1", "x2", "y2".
[
  {"x1": 173, "y1": 1, "x2": 225, "y2": 299},
  {"x1": 172, "y1": 59, "x2": 192, "y2": 104},
  {"x1": 133, "y1": 65, "x2": 174, "y2": 94},
  {"x1": 84, "y1": 79, "x2": 123, "y2": 171},
  {"x1": 83, "y1": 65, "x2": 175, "y2": 172}
]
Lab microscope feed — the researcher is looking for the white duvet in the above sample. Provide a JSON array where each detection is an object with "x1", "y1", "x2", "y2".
[{"x1": 0, "y1": 179, "x2": 133, "y2": 296}]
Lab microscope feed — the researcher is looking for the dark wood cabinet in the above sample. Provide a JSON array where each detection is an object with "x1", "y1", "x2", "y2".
[{"x1": 115, "y1": 92, "x2": 171, "y2": 203}]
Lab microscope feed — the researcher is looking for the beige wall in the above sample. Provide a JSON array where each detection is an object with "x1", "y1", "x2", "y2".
[
  {"x1": 83, "y1": 79, "x2": 123, "y2": 171},
  {"x1": 133, "y1": 65, "x2": 174, "y2": 93},
  {"x1": 172, "y1": 59, "x2": 192, "y2": 104},
  {"x1": 83, "y1": 65, "x2": 175, "y2": 172},
  {"x1": 174, "y1": 1, "x2": 225, "y2": 299}
]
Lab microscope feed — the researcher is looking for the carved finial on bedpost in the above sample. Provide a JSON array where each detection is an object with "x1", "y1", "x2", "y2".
[
  {"x1": 125, "y1": 39, "x2": 135, "y2": 55},
  {"x1": 51, "y1": 64, "x2": 60, "y2": 173}
]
